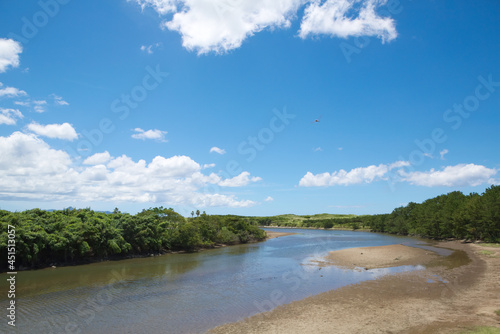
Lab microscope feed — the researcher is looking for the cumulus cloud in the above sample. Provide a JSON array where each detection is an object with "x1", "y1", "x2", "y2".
[
  {"x1": 26, "y1": 122, "x2": 78, "y2": 141},
  {"x1": 0, "y1": 132, "x2": 259, "y2": 207},
  {"x1": 0, "y1": 38, "x2": 22, "y2": 73},
  {"x1": 400, "y1": 164, "x2": 498, "y2": 187},
  {"x1": 0, "y1": 82, "x2": 27, "y2": 98},
  {"x1": 131, "y1": 128, "x2": 168, "y2": 142},
  {"x1": 264, "y1": 196, "x2": 274, "y2": 202},
  {"x1": 210, "y1": 146, "x2": 226, "y2": 155},
  {"x1": 133, "y1": 0, "x2": 397, "y2": 54},
  {"x1": 83, "y1": 151, "x2": 112, "y2": 165},
  {"x1": 218, "y1": 171, "x2": 262, "y2": 187},
  {"x1": 299, "y1": 161, "x2": 407, "y2": 187},
  {"x1": 299, "y1": 0, "x2": 397, "y2": 42},
  {"x1": 0, "y1": 108, "x2": 23, "y2": 125},
  {"x1": 300, "y1": 161, "x2": 498, "y2": 188}
]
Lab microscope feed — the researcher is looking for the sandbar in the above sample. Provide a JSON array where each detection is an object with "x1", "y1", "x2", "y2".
[{"x1": 210, "y1": 241, "x2": 500, "y2": 333}]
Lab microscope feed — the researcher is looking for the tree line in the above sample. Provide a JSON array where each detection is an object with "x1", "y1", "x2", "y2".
[
  {"x1": 0, "y1": 207, "x2": 266, "y2": 271},
  {"x1": 367, "y1": 185, "x2": 499, "y2": 242},
  {"x1": 247, "y1": 185, "x2": 500, "y2": 242}
]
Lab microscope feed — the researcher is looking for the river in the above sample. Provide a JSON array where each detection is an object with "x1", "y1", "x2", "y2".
[{"x1": 1, "y1": 228, "x2": 435, "y2": 333}]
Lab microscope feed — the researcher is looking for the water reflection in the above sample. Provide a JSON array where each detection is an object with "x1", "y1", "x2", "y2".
[{"x1": 1, "y1": 228, "x2": 458, "y2": 334}]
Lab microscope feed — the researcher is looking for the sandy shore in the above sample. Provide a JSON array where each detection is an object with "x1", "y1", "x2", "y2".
[
  {"x1": 265, "y1": 231, "x2": 297, "y2": 240},
  {"x1": 210, "y1": 241, "x2": 500, "y2": 334}
]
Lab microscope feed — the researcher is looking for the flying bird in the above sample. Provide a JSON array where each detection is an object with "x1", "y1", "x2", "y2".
[{"x1": 312, "y1": 116, "x2": 322, "y2": 124}]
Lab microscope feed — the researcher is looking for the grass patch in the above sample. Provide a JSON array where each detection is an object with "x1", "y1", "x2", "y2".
[
  {"x1": 480, "y1": 243, "x2": 500, "y2": 248},
  {"x1": 460, "y1": 326, "x2": 500, "y2": 334},
  {"x1": 477, "y1": 250, "x2": 496, "y2": 257},
  {"x1": 495, "y1": 309, "x2": 500, "y2": 316}
]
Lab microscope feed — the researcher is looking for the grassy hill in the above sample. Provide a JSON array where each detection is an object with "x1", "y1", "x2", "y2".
[{"x1": 239, "y1": 213, "x2": 368, "y2": 230}]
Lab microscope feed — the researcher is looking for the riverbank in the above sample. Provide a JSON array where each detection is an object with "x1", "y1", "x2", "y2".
[{"x1": 210, "y1": 241, "x2": 500, "y2": 334}]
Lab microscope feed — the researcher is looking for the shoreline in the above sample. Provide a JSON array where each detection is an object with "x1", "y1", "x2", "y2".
[
  {"x1": 210, "y1": 241, "x2": 500, "y2": 333},
  {"x1": 261, "y1": 226, "x2": 371, "y2": 232},
  {"x1": 4, "y1": 230, "x2": 293, "y2": 273}
]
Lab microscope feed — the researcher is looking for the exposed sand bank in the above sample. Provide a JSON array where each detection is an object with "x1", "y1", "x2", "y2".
[
  {"x1": 210, "y1": 242, "x2": 500, "y2": 334},
  {"x1": 313, "y1": 244, "x2": 439, "y2": 270},
  {"x1": 265, "y1": 231, "x2": 297, "y2": 240}
]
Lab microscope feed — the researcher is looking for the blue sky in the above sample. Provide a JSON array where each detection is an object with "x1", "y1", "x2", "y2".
[{"x1": 0, "y1": 0, "x2": 499, "y2": 217}]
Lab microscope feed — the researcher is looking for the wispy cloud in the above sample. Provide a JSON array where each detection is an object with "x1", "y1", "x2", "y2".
[
  {"x1": 0, "y1": 108, "x2": 23, "y2": 125},
  {"x1": 51, "y1": 94, "x2": 69, "y2": 106},
  {"x1": 0, "y1": 82, "x2": 27, "y2": 98},
  {"x1": 440, "y1": 149, "x2": 449, "y2": 160},
  {"x1": 140, "y1": 42, "x2": 161, "y2": 54},
  {"x1": 210, "y1": 147, "x2": 226, "y2": 155}
]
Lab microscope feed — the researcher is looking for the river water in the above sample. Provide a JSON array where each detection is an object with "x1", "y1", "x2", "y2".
[{"x1": 1, "y1": 228, "x2": 434, "y2": 333}]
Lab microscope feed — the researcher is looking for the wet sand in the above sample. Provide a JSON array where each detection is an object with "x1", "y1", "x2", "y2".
[
  {"x1": 266, "y1": 231, "x2": 297, "y2": 240},
  {"x1": 210, "y1": 241, "x2": 500, "y2": 334},
  {"x1": 313, "y1": 244, "x2": 439, "y2": 270}
]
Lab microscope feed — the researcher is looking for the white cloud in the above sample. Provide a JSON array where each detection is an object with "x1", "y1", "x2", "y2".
[
  {"x1": 27, "y1": 122, "x2": 78, "y2": 141},
  {"x1": 134, "y1": 0, "x2": 304, "y2": 54},
  {"x1": 299, "y1": 160, "x2": 408, "y2": 187},
  {"x1": 218, "y1": 171, "x2": 262, "y2": 187},
  {"x1": 140, "y1": 42, "x2": 161, "y2": 54},
  {"x1": 14, "y1": 101, "x2": 30, "y2": 107},
  {"x1": 299, "y1": 161, "x2": 498, "y2": 188},
  {"x1": 440, "y1": 149, "x2": 449, "y2": 160},
  {"x1": 210, "y1": 146, "x2": 226, "y2": 155},
  {"x1": 299, "y1": 0, "x2": 397, "y2": 42},
  {"x1": 203, "y1": 163, "x2": 216, "y2": 169},
  {"x1": 0, "y1": 108, "x2": 23, "y2": 125},
  {"x1": 131, "y1": 128, "x2": 168, "y2": 142},
  {"x1": 0, "y1": 82, "x2": 27, "y2": 98},
  {"x1": 264, "y1": 196, "x2": 274, "y2": 202},
  {"x1": 133, "y1": 0, "x2": 398, "y2": 54},
  {"x1": 51, "y1": 94, "x2": 69, "y2": 106},
  {"x1": 33, "y1": 100, "x2": 47, "y2": 113},
  {"x1": 83, "y1": 151, "x2": 112, "y2": 165},
  {"x1": 0, "y1": 132, "x2": 259, "y2": 207},
  {"x1": 313, "y1": 147, "x2": 323, "y2": 152},
  {"x1": 400, "y1": 164, "x2": 498, "y2": 187},
  {"x1": 0, "y1": 38, "x2": 22, "y2": 73}
]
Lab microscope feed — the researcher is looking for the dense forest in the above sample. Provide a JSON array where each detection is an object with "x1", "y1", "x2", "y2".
[
  {"x1": 1, "y1": 185, "x2": 498, "y2": 271},
  {"x1": 249, "y1": 185, "x2": 500, "y2": 242},
  {"x1": 0, "y1": 207, "x2": 266, "y2": 271}
]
